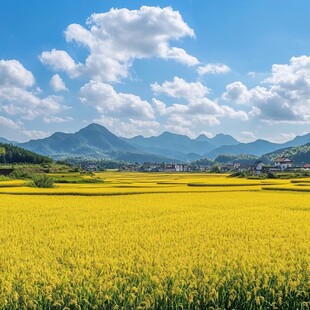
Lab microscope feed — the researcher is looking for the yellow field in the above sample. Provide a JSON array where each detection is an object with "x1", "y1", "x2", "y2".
[
  {"x1": 0, "y1": 172, "x2": 304, "y2": 195},
  {"x1": 0, "y1": 173, "x2": 309, "y2": 309}
]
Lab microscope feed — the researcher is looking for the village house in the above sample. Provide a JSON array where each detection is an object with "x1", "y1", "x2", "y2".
[
  {"x1": 248, "y1": 160, "x2": 264, "y2": 175},
  {"x1": 142, "y1": 162, "x2": 162, "y2": 172},
  {"x1": 83, "y1": 164, "x2": 98, "y2": 172},
  {"x1": 233, "y1": 163, "x2": 250, "y2": 172},
  {"x1": 219, "y1": 164, "x2": 234, "y2": 172},
  {"x1": 175, "y1": 164, "x2": 190, "y2": 172},
  {"x1": 197, "y1": 165, "x2": 212, "y2": 172},
  {"x1": 274, "y1": 157, "x2": 294, "y2": 171},
  {"x1": 164, "y1": 164, "x2": 176, "y2": 172},
  {"x1": 142, "y1": 162, "x2": 192, "y2": 172},
  {"x1": 233, "y1": 163, "x2": 241, "y2": 170},
  {"x1": 303, "y1": 163, "x2": 310, "y2": 170},
  {"x1": 120, "y1": 163, "x2": 141, "y2": 172}
]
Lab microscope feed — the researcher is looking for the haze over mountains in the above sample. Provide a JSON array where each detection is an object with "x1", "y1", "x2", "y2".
[{"x1": 2, "y1": 123, "x2": 310, "y2": 163}]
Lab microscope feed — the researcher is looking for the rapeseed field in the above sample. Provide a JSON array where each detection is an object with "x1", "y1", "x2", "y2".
[{"x1": 0, "y1": 173, "x2": 309, "y2": 309}]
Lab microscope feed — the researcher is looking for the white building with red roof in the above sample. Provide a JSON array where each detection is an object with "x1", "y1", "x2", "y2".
[
  {"x1": 303, "y1": 163, "x2": 310, "y2": 170},
  {"x1": 274, "y1": 157, "x2": 294, "y2": 171}
]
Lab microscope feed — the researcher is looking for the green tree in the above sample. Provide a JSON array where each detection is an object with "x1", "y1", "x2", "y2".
[
  {"x1": 0, "y1": 147, "x2": 6, "y2": 163},
  {"x1": 211, "y1": 164, "x2": 221, "y2": 173}
]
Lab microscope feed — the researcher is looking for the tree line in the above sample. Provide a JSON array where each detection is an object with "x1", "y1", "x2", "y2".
[{"x1": 0, "y1": 143, "x2": 52, "y2": 164}]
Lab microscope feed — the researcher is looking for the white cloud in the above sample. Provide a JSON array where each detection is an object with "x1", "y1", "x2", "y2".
[
  {"x1": 0, "y1": 115, "x2": 20, "y2": 130},
  {"x1": 94, "y1": 116, "x2": 160, "y2": 137},
  {"x1": 0, "y1": 59, "x2": 35, "y2": 88},
  {"x1": 152, "y1": 77, "x2": 248, "y2": 122},
  {"x1": 164, "y1": 123, "x2": 195, "y2": 138},
  {"x1": 197, "y1": 63, "x2": 231, "y2": 76},
  {"x1": 65, "y1": 23, "x2": 94, "y2": 47},
  {"x1": 267, "y1": 133, "x2": 297, "y2": 143},
  {"x1": 151, "y1": 76, "x2": 209, "y2": 101},
  {"x1": 197, "y1": 131, "x2": 214, "y2": 138},
  {"x1": 80, "y1": 80, "x2": 155, "y2": 120},
  {"x1": 49, "y1": 74, "x2": 68, "y2": 92},
  {"x1": 152, "y1": 98, "x2": 167, "y2": 115},
  {"x1": 22, "y1": 130, "x2": 51, "y2": 140},
  {"x1": 222, "y1": 56, "x2": 310, "y2": 123},
  {"x1": 41, "y1": 6, "x2": 198, "y2": 83},
  {"x1": 163, "y1": 114, "x2": 195, "y2": 137},
  {"x1": 43, "y1": 116, "x2": 73, "y2": 123},
  {"x1": 191, "y1": 115, "x2": 221, "y2": 126},
  {"x1": 222, "y1": 81, "x2": 251, "y2": 104},
  {"x1": 0, "y1": 59, "x2": 69, "y2": 120},
  {"x1": 39, "y1": 49, "x2": 81, "y2": 78},
  {"x1": 264, "y1": 55, "x2": 310, "y2": 86},
  {"x1": 163, "y1": 47, "x2": 199, "y2": 66},
  {"x1": 149, "y1": 77, "x2": 249, "y2": 137},
  {"x1": 238, "y1": 131, "x2": 257, "y2": 143}
]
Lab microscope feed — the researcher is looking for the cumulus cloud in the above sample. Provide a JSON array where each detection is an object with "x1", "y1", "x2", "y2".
[
  {"x1": 222, "y1": 81, "x2": 251, "y2": 104},
  {"x1": 22, "y1": 130, "x2": 51, "y2": 140},
  {"x1": 267, "y1": 133, "x2": 297, "y2": 143},
  {"x1": 0, "y1": 59, "x2": 69, "y2": 120},
  {"x1": 0, "y1": 59, "x2": 35, "y2": 88},
  {"x1": 238, "y1": 131, "x2": 257, "y2": 143},
  {"x1": 197, "y1": 63, "x2": 231, "y2": 76},
  {"x1": 197, "y1": 131, "x2": 214, "y2": 138},
  {"x1": 151, "y1": 77, "x2": 209, "y2": 101},
  {"x1": 165, "y1": 124, "x2": 195, "y2": 138},
  {"x1": 151, "y1": 77, "x2": 248, "y2": 124},
  {"x1": 94, "y1": 116, "x2": 160, "y2": 137},
  {"x1": 222, "y1": 55, "x2": 310, "y2": 123},
  {"x1": 152, "y1": 98, "x2": 167, "y2": 116},
  {"x1": 148, "y1": 77, "x2": 250, "y2": 136},
  {"x1": 0, "y1": 115, "x2": 20, "y2": 130},
  {"x1": 0, "y1": 89, "x2": 68, "y2": 120},
  {"x1": 80, "y1": 80, "x2": 155, "y2": 120},
  {"x1": 43, "y1": 116, "x2": 73, "y2": 123},
  {"x1": 79, "y1": 79, "x2": 163, "y2": 137},
  {"x1": 163, "y1": 47, "x2": 199, "y2": 66},
  {"x1": 49, "y1": 74, "x2": 68, "y2": 92},
  {"x1": 39, "y1": 49, "x2": 81, "y2": 78},
  {"x1": 41, "y1": 6, "x2": 198, "y2": 82}
]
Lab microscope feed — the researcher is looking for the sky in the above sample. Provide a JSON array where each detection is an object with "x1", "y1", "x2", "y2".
[{"x1": 0, "y1": 0, "x2": 310, "y2": 143}]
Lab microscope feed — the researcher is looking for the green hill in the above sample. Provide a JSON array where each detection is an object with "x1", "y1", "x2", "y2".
[
  {"x1": 0, "y1": 143, "x2": 52, "y2": 164},
  {"x1": 261, "y1": 143, "x2": 310, "y2": 165}
]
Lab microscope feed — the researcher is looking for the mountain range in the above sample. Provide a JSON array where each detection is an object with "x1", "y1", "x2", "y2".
[
  {"x1": 2, "y1": 123, "x2": 310, "y2": 163},
  {"x1": 205, "y1": 134, "x2": 310, "y2": 159}
]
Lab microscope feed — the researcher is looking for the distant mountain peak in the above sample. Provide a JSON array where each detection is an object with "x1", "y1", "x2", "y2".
[
  {"x1": 195, "y1": 134, "x2": 209, "y2": 142},
  {"x1": 159, "y1": 131, "x2": 186, "y2": 138},
  {"x1": 79, "y1": 123, "x2": 109, "y2": 132},
  {"x1": 209, "y1": 133, "x2": 240, "y2": 147}
]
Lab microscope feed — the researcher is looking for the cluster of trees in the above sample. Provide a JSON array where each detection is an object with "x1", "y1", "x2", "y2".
[
  {"x1": 191, "y1": 157, "x2": 214, "y2": 167},
  {"x1": 0, "y1": 143, "x2": 52, "y2": 164},
  {"x1": 64, "y1": 157, "x2": 127, "y2": 170},
  {"x1": 213, "y1": 154, "x2": 258, "y2": 164},
  {"x1": 191, "y1": 154, "x2": 259, "y2": 167}
]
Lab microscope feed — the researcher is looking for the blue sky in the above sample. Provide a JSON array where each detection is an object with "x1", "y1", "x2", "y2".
[{"x1": 1, "y1": 0, "x2": 310, "y2": 142}]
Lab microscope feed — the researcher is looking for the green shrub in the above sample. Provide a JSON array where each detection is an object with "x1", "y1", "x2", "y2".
[
  {"x1": 10, "y1": 170, "x2": 34, "y2": 179},
  {"x1": 31, "y1": 174, "x2": 54, "y2": 188},
  {"x1": 229, "y1": 171, "x2": 248, "y2": 178},
  {"x1": 267, "y1": 171, "x2": 277, "y2": 179}
]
